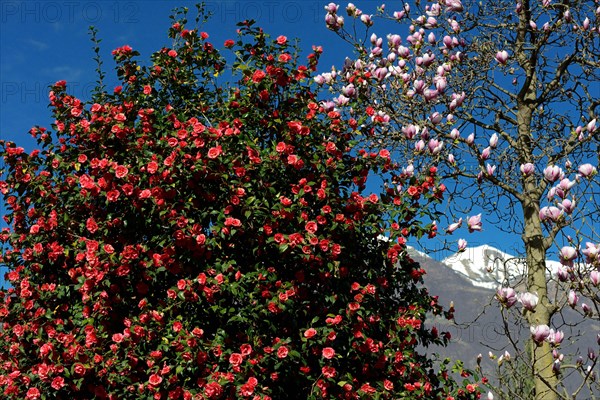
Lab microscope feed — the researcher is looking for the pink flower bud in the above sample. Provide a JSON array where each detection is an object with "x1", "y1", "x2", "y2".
[
  {"x1": 529, "y1": 20, "x2": 537, "y2": 30},
  {"x1": 450, "y1": 128, "x2": 460, "y2": 140},
  {"x1": 443, "y1": 35, "x2": 454, "y2": 48},
  {"x1": 486, "y1": 163, "x2": 496, "y2": 176},
  {"x1": 466, "y1": 133, "x2": 475, "y2": 144},
  {"x1": 481, "y1": 147, "x2": 491, "y2": 160},
  {"x1": 583, "y1": 17, "x2": 590, "y2": 30},
  {"x1": 447, "y1": 218, "x2": 462, "y2": 233},
  {"x1": 587, "y1": 118, "x2": 597, "y2": 133},
  {"x1": 489, "y1": 133, "x2": 498, "y2": 148},
  {"x1": 495, "y1": 50, "x2": 509, "y2": 64},
  {"x1": 467, "y1": 214, "x2": 482, "y2": 232},
  {"x1": 429, "y1": 112, "x2": 443, "y2": 125},
  {"x1": 457, "y1": 238, "x2": 467, "y2": 252},
  {"x1": 568, "y1": 290, "x2": 579, "y2": 307},
  {"x1": 556, "y1": 265, "x2": 569, "y2": 282},
  {"x1": 415, "y1": 140, "x2": 425, "y2": 153},
  {"x1": 590, "y1": 270, "x2": 600, "y2": 286},
  {"x1": 447, "y1": 153, "x2": 456, "y2": 165}
]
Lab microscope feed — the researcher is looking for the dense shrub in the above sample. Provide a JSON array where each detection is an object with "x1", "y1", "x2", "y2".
[{"x1": 0, "y1": 7, "x2": 480, "y2": 399}]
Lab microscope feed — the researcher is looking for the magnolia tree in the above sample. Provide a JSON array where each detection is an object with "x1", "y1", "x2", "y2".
[
  {"x1": 319, "y1": 1, "x2": 600, "y2": 399},
  {"x1": 0, "y1": 6, "x2": 483, "y2": 400}
]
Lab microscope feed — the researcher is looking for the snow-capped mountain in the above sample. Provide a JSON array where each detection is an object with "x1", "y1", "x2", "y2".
[{"x1": 441, "y1": 245, "x2": 562, "y2": 290}]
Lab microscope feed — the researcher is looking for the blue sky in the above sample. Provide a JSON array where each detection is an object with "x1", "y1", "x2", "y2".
[{"x1": 0, "y1": 0, "x2": 529, "y2": 271}]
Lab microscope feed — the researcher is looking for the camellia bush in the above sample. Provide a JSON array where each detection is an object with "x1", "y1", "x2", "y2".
[{"x1": 0, "y1": 6, "x2": 481, "y2": 400}]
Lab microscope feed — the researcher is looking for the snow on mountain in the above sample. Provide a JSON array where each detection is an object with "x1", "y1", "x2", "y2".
[{"x1": 441, "y1": 245, "x2": 562, "y2": 290}]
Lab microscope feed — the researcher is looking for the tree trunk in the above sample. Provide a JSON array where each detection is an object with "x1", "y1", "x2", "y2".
[{"x1": 522, "y1": 200, "x2": 558, "y2": 400}]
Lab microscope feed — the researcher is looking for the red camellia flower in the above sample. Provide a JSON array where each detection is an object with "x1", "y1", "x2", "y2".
[
  {"x1": 205, "y1": 382, "x2": 223, "y2": 398},
  {"x1": 229, "y1": 352, "x2": 243, "y2": 366},
  {"x1": 252, "y1": 69, "x2": 266, "y2": 83},
  {"x1": 276, "y1": 35, "x2": 287, "y2": 45},
  {"x1": 207, "y1": 145, "x2": 223, "y2": 159},
  {"x1": 86, "y1": 217, "x2": 98, "y2": 234},
  {"x1": 277, "y1": 346, "x2": 289, "y2": 358},
  {"x1": 305, "y1": 221, "x2": 318, "y2": 234},
  {"x1": 51, "y1": 376, "x2": 65, "y2": 390},
  {"x1": 304, "y1": 328, "x2": 317, "y2": 338},
  {"x1": 224, "y1": 39, "x2": 235, "y2": 48},
  {"x1": 147, "y1": 161, "x2": 158, "y2": 174},
  {"x1": 114, "y1": 165, "x2": 129, "y2": 179},
  {"x1": 26, "y1": 387, "x2": 41, "y2": 400},
  {"x1": 149, "y1": 373, "x2": 163, "y2": 386},
  {"x1": 322, "y1": 347, "x2": 335, "y2": 359}
]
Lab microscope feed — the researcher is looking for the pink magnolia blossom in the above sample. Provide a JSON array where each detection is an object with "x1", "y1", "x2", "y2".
[
  {"x1": 543, "y1": 165, "x2": 563, "y2": 182},
  {"x1": 428, "y1": 139, "x2": 444, "y2": 155},
  {"x1": 489, "y1": 133, "x2": 498, "y2": 148},
  {"x1": 445, "y1": 0, "x2": 464, "y2": 12},
  {"x1": 558, "y1": 198, "x2": 575, "y2": 215},
  {"x1": 519, "y1": 292, "x2": 539, "y2": 311},
  {"x1": 447, "y1": 218, "x2": 462, "y2": 233},
  {"x1": 558, "y1": 178, "x2": 575, "y2": 192},
  {"x1": 466, "y1": 133, "x2": 475, "y2": 144},
  {"x1": 496, "y1": 287, "x2": 517, "y2": 308},
  {"x1": 520, "y1": 163, "x2": 535, "y2": 176},
  {"x1": 578, "y1": 163, "x2": 597, "y2": 177},
  {"x1": 450, "y1": 128, "x2": 460, "y2": 140},
  {"x1": 582, "y1": 242, "x2": 599, "y2": 264},
  {"x1": 457, "y1": 238, "x2": 467, "y2": 252},
  {"x1": 467, "y1": 214, "x2": 482, "y2": 232},
  {"x1": 559, "y1": 246, "x2": 578, "y2": 266},
  {"x1": 402, "y1": 125, "x2": 418, "y2": 139},
  {"x1": 548, "y1": 329, "x2": 564, "y2": 346},
  {"x1": 360, "y1": 14, "x2": 373, "y2": 26},
  {"x1": 530, "y1": 324, "x2": 551, "y2": 343},
  {"x1": 587, "y1": 118, "x2": 597, "y2": 133},
  {"x1": 324, "y1": 3, "x2": 338, "y2": 13},
  {"x1": 447, "y1": 153, "x2": 456, "y2": 165},
  {"x1": 486, "y1": 163, "x2": 496, "y2": 176}
]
